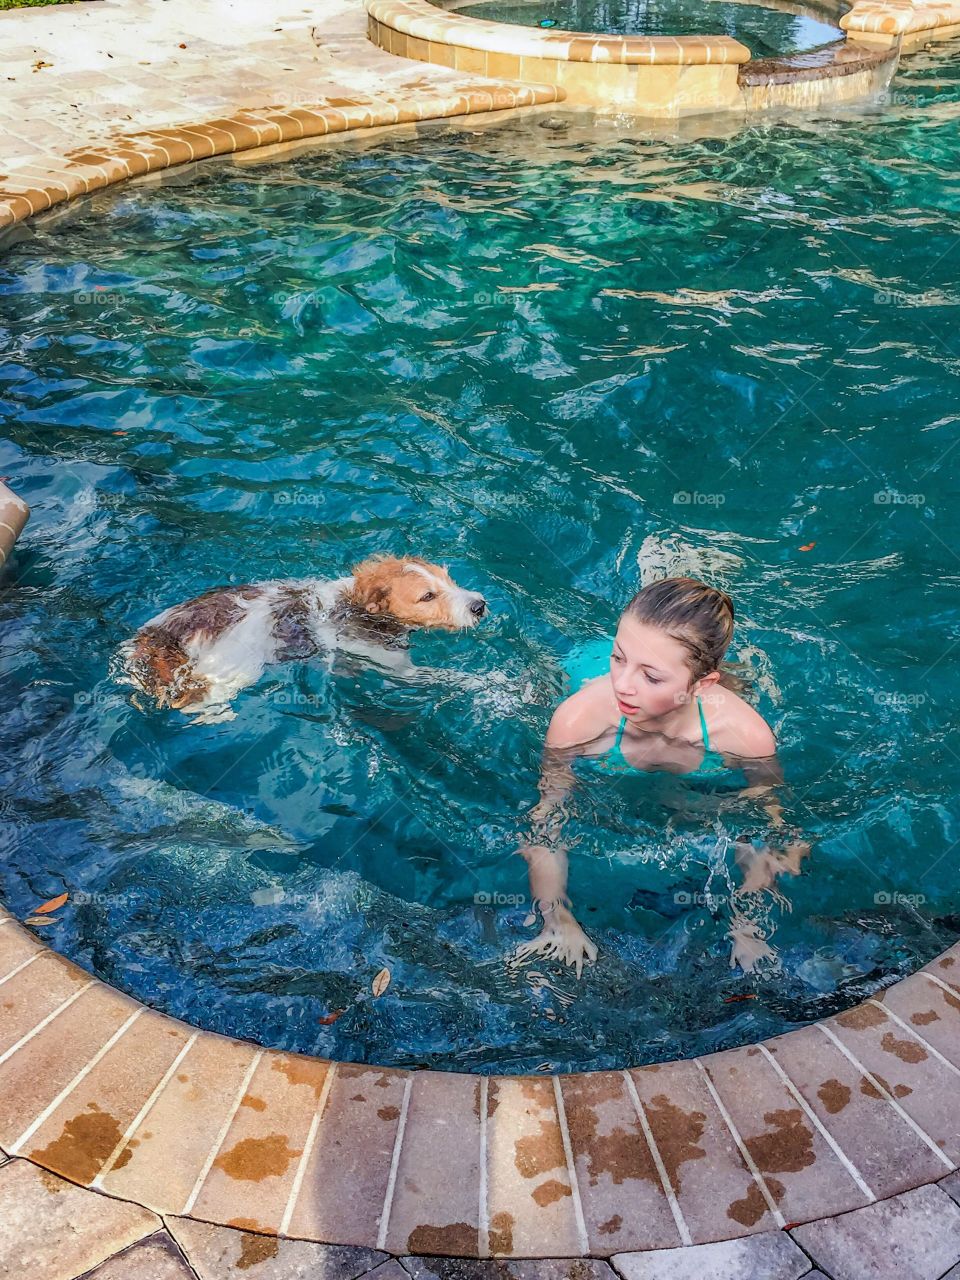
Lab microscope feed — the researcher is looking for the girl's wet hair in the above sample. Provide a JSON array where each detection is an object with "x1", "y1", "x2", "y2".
[{"x1": 621, "y1": 577, "x2": 741, "y2": 688}]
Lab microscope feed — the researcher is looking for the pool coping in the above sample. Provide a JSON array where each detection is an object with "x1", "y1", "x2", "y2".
[{"x1": 2, "y1": 899, "x2": 960, "y2": 1257}]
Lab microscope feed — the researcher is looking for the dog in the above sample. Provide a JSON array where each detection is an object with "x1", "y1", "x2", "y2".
[{"x1": 120, "y1": 555, "x2": 487, "y2": 719}]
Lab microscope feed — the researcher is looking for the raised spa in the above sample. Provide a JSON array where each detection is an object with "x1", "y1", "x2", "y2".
[{"x1": 434, "y1": 0, "x2": 843, "y2": 58}]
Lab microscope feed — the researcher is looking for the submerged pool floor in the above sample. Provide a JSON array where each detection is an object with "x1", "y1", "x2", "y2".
[{"x1": 2, "y1": 70, "x2": 960, "y2": 1073}]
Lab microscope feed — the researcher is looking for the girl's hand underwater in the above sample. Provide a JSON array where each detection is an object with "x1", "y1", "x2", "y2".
[{"x1": 513, "y1": 903, "x2": 598, "y2": 978}]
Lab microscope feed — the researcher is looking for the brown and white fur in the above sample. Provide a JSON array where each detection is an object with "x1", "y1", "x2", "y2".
[{"x1": 120, "y1": 555, "x2": 487, "y2": 720}]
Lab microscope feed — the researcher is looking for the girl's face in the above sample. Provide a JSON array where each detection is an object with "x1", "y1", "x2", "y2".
[{"x1": 610, "y1": 616, "x2": 707, "y2": 720}]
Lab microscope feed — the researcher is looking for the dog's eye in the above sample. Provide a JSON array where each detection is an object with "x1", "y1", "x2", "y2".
[{"x1": 419, "y1": 591, "x2": 436, "y2": 602}]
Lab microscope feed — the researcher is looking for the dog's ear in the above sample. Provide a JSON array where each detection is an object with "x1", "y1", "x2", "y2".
[
  {"x1": 360, "y1": 584, "x2": 390, "y2": 615},
  {"x1": 347, "y1": 559, "x2": 396, "y2": 615}
]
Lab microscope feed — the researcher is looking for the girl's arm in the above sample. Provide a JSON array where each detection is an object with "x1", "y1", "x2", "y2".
[{"x1": 512, "y1": 695, "x2": 605, "y2": 978}]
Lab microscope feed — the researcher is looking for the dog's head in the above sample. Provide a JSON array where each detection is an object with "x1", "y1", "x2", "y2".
[{"x1": 346, "y1": 556, "x2": 487, "y2": 630}]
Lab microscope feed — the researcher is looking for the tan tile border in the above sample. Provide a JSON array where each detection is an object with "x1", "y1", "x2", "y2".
[
  {"x1": 0, "y1": 87, "x2": 560, "y2": 233},
  {"x1": 0, "y1": 886, "x2": 959, "y2": 1256}
]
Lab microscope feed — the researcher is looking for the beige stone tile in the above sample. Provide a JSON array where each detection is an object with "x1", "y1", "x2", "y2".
[
  {"x1": 485, "y1": 1076, "x2": 582, "y2": 1257},
  {"x1": 0, "y1": 1158, "x2": 159, "y2": 1280},
  {"x1": 20, "y1": 1009, "x2": 193, "y2": 1187},
  {"x1": 560, "y1": 1070, "x2": 680, "y2": 1254},
  {"x1": 189, "y1": 1050, "x2": 329, "y2": 1234},
  {"x1": 630, "y1": 1058, "x2": 779, "y2": 1243},
  {"x1": 85, "y1": 1234, "x2": 196, "y2": 1280},
  {"x1": 764, "y1": 1024, "x2": 947, "y2": 1200},
  {"x1": 382, "y1": 1071, "x2": 481, "y2": 1256},
  {"x1": 701, "y1": 1045, "x2": 879, "y2": 1227},
  {"x1": 168, "y1": 1216, "x2": 387, "y2": 1278},
  {"x1": 824, "y1": 998, "x2": 960, "y2": 1166},
  {"x1": 285, "y1": 1063, "x2": 409, "y2": 1245},
  {"x1": 0, "y1": 957, "x2": 103, "y2": 1075},
  {"x1": 97, "y1": 1030, "x2": 258, "y2": 1214}
]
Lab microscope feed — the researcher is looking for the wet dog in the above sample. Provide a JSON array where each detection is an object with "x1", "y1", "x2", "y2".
[{"x1": 120, "y1": 555, "x2": 487, "y2": 719}]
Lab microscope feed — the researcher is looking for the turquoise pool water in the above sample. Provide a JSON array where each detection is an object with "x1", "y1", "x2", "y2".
[
  {"x1": 437, "y1": 0, "x2": 842, "y2": 58},
  {"x1": 2, "y1": 60, "x2": 960, "y2": 1073}
]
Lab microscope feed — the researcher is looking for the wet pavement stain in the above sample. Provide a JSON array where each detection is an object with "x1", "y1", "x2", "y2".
[
  {"x1": 598, "y1": 1213, "x2": 623, "y2": 1234},
  {"x1": 817, "y1": 1079, "x2": 851, "y2": 1113},
  {"x1": 911, "y1": 1010, "x2": 940, "y2": 1025},
  {"x1": 489, "y1": 1210, "x2": 514, "y2": 1254},
  {"x1": 727, "y1": 1180, "x2": 773, "y2": 1226},
  {"x1": 533, "y1": 1178, "x2": 573, "y2": 1206},
  {"x1": 270, "y1": 1055, "x2": 329, "y2": 1098},
  {"x1": 745, "y1": 1108, "x2": 815, "y2": 1173},
  {"x1": 860, "y1": 1073, "x2": 912, "y2": 1099},
  {"x1": 562, "y1": 1075, "x2": 655, "y2": 1188},
  {"x1": 644, "y1": 1093, "x2": 706, "y2": 1192},
  {"x1": 378, "y1": 1105, "x2": 401, "y2": 1121},
  {"x1": 30, "y1": 1102, "x2": 126, "y2": 1184},
  {"x1": 236, "y1": 1232, "x2": 280, "y2": 1270},
  {"x1": 836, "y1": 1004, "x2": 888, "y2": 1030},
  {"x1": 215, "y1": 1132, "x2": 302, "y2": 1182},
  {"x1": 880, "y1": 1031, "x2": 928, "y2": 1063},
  {"x1": 487, "y1": 1080, "x2": 500, "y2": 1117},
  {"x1": 407, "y1": 1222, "x2": 479, "y2": 1255},
  {"x1": 241, "y1": 1094, "x2": 268, "y2": 1111}
]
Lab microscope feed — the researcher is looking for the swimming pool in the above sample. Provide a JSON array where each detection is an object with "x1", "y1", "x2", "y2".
[
  {"x1": 435, "y1": 0, "x2": 842, "y2": 58},
  {"x1": 2, "y1": 59, "x2": 960, "y2": 1074}
]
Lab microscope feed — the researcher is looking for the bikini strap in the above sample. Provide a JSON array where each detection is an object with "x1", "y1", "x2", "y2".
[
  {"x1": 614, "y1": 716, "x2": 627, "y2": 748},
  {"x1": 695, "y1": 694, "x2": 711, "y2": 751}
]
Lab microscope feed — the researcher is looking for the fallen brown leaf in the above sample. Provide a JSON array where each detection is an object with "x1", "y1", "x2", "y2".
[
  {"x1": 34, "y1": 892, "x2": 68, "y2": 915},
  {"x1": 372, "y1": 967, "x2": 391, "y2": 997},
  {"x1": 318, "y1": 1008, "x2": 345, "y2": 1025},
  {"x1": 799, "y1": 542, "x2": 816, "y2": 552},
  {"x1": 23, "y1": 916, "x2": 57, "y2": 927}
]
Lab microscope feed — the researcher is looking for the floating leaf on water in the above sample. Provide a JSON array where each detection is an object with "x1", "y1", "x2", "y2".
[
  {"x1": 372, "y1": 967, "x2": 391, "y2": 997},
  {"x1": 318, "y1": 1008, "x2": 345, "y2": 1025},
  {"x1": 799, "y1": 542, "x2": 816, "y2": 552},
  {"x1": 34, "y1": 893, "x2": 68, "y2": 915},
  {"x1": 723, "y1": 993, "x2": 758, "y2": 1003},
  {"x1": 23, "y1": 916, "x2": 57, "y2": 927}
]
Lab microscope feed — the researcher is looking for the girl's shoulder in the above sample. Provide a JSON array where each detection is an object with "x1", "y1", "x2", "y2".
[
  {"x1": 702, "y1": 685, "x2": 776, "y2": 759},
  {"x1": 546, "y1": 680, "x2": 618, "y2": 750}
]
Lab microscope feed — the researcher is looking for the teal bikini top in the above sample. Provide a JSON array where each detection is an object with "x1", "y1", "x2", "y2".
[{"x1": 563, "y1": 637, "x2": 737, "y2": 781}]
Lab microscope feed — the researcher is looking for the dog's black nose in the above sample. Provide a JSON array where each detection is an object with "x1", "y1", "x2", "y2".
[{"x1": 470, "y1": 598, "x2": 487, "y2": 618}]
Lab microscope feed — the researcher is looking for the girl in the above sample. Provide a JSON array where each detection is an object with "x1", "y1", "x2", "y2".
[{"x1": 515, "y1": 577, "x2": 808, "y2": 977}]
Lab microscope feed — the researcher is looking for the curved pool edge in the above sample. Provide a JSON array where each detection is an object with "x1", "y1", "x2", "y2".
[
  {"x1": 0, "y1": 88, "x2": 562, "y2": 240},
  {"x1": 2, "y1": 903, "x2": 960, "y2": 1257}
]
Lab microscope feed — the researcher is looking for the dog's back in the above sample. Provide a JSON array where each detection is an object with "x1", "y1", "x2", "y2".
[{"x1": 126, "y1": 582, "x2": 299, "y2": 711}]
